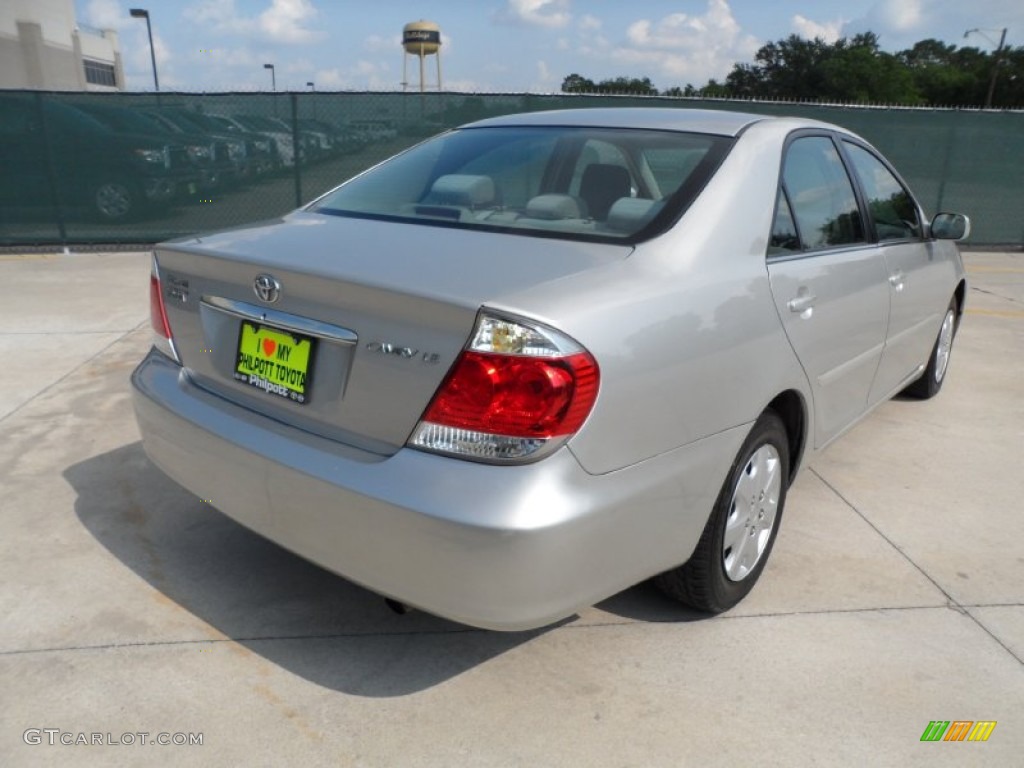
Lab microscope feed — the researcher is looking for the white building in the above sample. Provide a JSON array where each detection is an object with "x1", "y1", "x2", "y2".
[{"x1": 0, "y1": 0, "x2": 124, "y2": 91}]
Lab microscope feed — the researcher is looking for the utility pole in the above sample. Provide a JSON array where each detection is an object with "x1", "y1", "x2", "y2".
[
  {"x1": 965, "y1": 27, "x2": 1009, "y2": 108},
  {"x1": 985, "y1": 28, "x2": 1008, "y2": 109}
]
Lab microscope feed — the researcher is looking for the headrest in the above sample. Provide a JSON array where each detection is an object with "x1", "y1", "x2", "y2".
[
  {"x1": 525, "y1": 194, "x2": 587, "y2": 220},
  {"x1": 427, "y1": 174, "x2": 495, "y2": 207},
  {"x1": 606, "y1": 198, "x2": 662, "y2": 232}
]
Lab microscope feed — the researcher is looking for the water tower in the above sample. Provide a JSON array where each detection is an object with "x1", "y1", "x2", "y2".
[{"x1": 402, "y1": 20, "x2": 442, "y2": 93}]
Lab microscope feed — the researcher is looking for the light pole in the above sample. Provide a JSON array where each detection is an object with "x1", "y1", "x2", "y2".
[
  {"x1": 964, "y1": 27, "x2": 1008, "y2": 108},
  {"x1": 264, "y1": 63, "x2": 276, "y2": 90},
  {"x1": 129, "y1": 8, "x2": 159, "y2": 92}
]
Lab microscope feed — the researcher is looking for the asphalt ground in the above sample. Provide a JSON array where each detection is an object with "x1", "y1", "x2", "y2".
[{"x1": 1, "y1": 249, "x2": 1022, "y2": 767}]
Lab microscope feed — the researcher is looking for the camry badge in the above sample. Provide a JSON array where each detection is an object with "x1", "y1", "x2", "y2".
[{"x1": 253, "y1": 274, "x2": 281, "y2": 303}]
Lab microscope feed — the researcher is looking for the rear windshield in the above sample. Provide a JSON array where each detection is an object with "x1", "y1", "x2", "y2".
[{"x1": 310, "y1": 126, "x2": 732, "y2": 242}]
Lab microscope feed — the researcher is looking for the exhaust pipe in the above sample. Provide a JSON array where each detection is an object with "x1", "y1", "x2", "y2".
[{"x1": 384, "y1": 598, "x2": 411, "y2": 615}]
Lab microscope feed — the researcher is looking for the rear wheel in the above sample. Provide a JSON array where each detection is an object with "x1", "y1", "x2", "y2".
[
  {"x1": 655, "y1": 409, "x2": 790, "y2": 613},
  {"x1": 903, "y1": 297, "x2": 958, "y2": 399}
]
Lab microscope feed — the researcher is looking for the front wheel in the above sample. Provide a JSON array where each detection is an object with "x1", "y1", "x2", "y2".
[
  {"x1": 655, "y1": 410, "x2": 790, "y2": 614},
  {"x1": 92, "y1": 178, "x2": 140, "y2": 222},
  {"x1": 903, "y1": 297, "x2": 958, "y2": 399}
]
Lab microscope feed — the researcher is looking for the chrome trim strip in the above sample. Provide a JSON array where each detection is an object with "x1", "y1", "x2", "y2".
[{"x1": 202, "y1": 296, "x2": 358, "y2": 345}]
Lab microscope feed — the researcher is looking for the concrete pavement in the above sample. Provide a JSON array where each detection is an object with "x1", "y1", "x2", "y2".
[{"x1": 1, "y1": 249, "x2": 1022, "y2": 766}]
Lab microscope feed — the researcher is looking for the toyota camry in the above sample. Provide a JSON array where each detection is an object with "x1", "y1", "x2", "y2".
[{"x1": 132, "y1": 108, "x2": 969, "y2": 630}]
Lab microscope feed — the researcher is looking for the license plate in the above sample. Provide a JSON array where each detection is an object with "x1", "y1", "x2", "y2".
[{"x1": 234, "y1": 321, "x2": 314, "y2": 404}]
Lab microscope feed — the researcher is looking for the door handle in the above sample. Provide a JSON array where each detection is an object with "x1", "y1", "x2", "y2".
[
  {"x1": 787, "y1": 294, "x2": 817, "y2": 313},
  {"x1": 889, "y1": 271, "x2": 905, "y2": 292}
]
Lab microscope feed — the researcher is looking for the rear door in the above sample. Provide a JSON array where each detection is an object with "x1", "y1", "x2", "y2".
[
  {"x1": 766, "y1": 134, "x2": 890, "y2": 448},
  {"x1": 840, "y1": 141, "x2": 953, "y2": 402}
]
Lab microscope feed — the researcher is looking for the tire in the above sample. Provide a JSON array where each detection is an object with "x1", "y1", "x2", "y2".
[
  {"x1": 902, "y1": 297, "x2": 958, "y2": 400},
  {"x1": 92, "y1": 178, "x2": 140, "y2": 222},
  {"x1": 655, "y1": 409, "x2": 790, "y2": 614}
]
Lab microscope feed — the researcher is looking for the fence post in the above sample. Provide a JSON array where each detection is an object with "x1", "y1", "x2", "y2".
[
  {"x1": 290, "y1": 93, "x2": 302, "y2": 208},
  {"x1": 34, "y1": 91, "x2": 68, "y2": 246}
]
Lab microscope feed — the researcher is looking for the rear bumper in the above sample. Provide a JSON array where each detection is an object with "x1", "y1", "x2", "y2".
[{"x1": 131, "y1": 349, "x2": 744, "y2": 630}]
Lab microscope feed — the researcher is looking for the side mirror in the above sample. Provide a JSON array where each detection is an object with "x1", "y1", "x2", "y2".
[{"x1": 931, "y1": 212, "x2": 970, "y2": 241}]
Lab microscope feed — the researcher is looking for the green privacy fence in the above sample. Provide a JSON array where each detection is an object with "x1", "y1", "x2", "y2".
[{"x1": 0, "y1": 89, "x2": 1021, "y2": 246}]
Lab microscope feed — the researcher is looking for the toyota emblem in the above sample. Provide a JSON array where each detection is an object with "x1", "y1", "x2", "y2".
[{"x1": 253, "y1": 274, "x2": 281, "y2": 303}]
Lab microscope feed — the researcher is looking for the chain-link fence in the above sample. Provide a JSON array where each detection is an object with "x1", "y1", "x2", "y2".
[{"x1": 0, "y1": 90, "x2": 1020, "y2": 246}]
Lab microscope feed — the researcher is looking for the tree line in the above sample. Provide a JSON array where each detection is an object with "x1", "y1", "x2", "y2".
[{"x1": 562, "y1": 32, "x2": 1023, "y2": 108}]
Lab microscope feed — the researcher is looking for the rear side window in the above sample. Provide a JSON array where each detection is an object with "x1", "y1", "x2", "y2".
[
  {"x1": 781, "y1": 136, "x2": 865, "y2": 251},
  {"x1": 768, "y1": 188, "x2": 800, "y2": 255},
  {"x1": 843, "y1": 142, "x2": 921, "y2": 241}
]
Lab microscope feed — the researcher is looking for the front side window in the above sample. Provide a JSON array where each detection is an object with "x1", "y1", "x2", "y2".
[
  {"x1": 781, "y1": 136, "x2": 865, "y2": 251},
  {"x1": 843, "y1": 142, "x2": 921, "y2": 241},
  {"x1": 310, "y1": 126, "x2": 731, "y2": 242}
]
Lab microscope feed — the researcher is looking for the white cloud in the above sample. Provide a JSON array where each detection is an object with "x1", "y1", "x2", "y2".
[
  {"x1": 871, "y1": 0, "x2": 924, "y2": 32},
  {"x1": 284, "y1": 57, "x2": 314, "y2": 74},
  {"x1": 610, "y1": 0, "x2": 760, "y2": 85},
  {"x1": 84, "y1": 0, "x2": 126, "y2": 30},
  {"x1": 531, "y1": 59, "x2": 558, "y2": 92},
  {"x1": 314, "y1": 67, "x2": 347, "y2": 89},
  {"x1": 192, "y1": 46, "x2": 260, "y2": 69},
  {"x1": 444, "y1": 78, "x2": 492, "y2": 92},
  {"x1": 364, "y1": 34, "x2": 400, "y2": 53},
  {"x1": 354, "y1": 60, "x2": 377, "y2": 77},
  {"x1": 313, "y1": 60, "x2": 395, "y2": 90},
  {"x1": 579, "y1": 14, "x2": 601, "y2": 32},
  {"x1": 184, "y1": 0, "x2": 254, "y2": 35},
  {"x1": 184, "y1": 0, "x2": 324, "y2": 44},
  {"x1": 791, "y1": 14, "x2": 845, "y2": 43},
  {"x1": 500, "y1": 0, "x2": 572, "y2": 29},
  {"x1": 258, "y1": 0, "x2": 324, "y2": 44},
  {"x1": 843, "y1": 0, "x2": 929, "y2": 44},
  {"x1": 121, "y1": 21, "x2": 173, "y2": 90}
]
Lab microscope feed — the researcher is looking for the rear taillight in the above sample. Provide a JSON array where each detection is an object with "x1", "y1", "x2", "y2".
[
  {"x1": 149, "y1": 258, "x2": 179, "y2": 362},
  {"x1": 408, "y1": 312, "x2": 599, "y2": 462},
  {"x1": 150, "y1": 274, "x2": 171, "y2": 338}
]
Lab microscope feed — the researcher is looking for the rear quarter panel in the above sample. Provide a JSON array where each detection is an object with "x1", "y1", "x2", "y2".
[{"x1": 491, "y1": 121, "x2": 815, "y2": 475}]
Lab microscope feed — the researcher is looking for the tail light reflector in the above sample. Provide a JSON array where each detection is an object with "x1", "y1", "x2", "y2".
[
  {"x1": 150, "y1": 273, "x2": 172, "y2": 339},
  {"x1": 149, "y1": 258, "x2": 179, "y2": 362}
]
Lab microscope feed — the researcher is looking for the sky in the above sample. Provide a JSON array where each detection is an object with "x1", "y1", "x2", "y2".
[{"x1": 76, "y1": 0, "x2": 1023, "y2": 93}]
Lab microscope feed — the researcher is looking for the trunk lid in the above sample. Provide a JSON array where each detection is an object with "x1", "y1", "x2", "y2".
[{"x1": 156, "y1": 211, "x2": 629, "y2": 455}]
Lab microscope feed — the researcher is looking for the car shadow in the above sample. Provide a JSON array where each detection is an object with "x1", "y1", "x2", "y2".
[
  {"x1": 595, "y1": 581, "x2": 710, "y2": 624},
  {"x1": 64, "y1": 442, "x2": 556, "y2": 697}
]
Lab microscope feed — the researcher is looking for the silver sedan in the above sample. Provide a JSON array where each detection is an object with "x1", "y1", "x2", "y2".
[{"x1": 132, "y1": 108, "x2": 969, "y2": 630}]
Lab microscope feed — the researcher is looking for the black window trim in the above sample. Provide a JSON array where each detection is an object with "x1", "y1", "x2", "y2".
[
  {"x1": 767, "y1": 128, "x2": 930, "y2": 262},
  {"x1": 835, "y1": 136, "x2": 927, "y2": 247},
  {"x1": 767, "y1": 129, "x2": 874, "y2": 262},
  {"x1": 767, "y1": 185, "x2": 802, "y2": 258}
]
